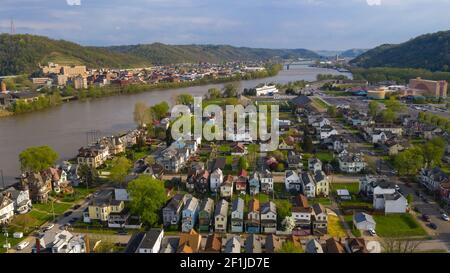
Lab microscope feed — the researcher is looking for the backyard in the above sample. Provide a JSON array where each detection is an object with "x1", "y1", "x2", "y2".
[{"x1": 373, "y1": 214, "x2": 427, "y2": 238}]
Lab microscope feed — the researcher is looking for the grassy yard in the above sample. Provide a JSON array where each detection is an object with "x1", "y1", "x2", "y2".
[
  {"x1": 328, "y1": 215, "x2": 347, "y2": 238},
  {"x1": 331, "y1": 182, "x2": 360, "y2": 194},
  {"x1": 314, "y1": 151, "x2": 334, "y2": 163},
  {"x1": 309, "y1": 197, "x2": 332, "y2": 206},
  {"x1": 373, "y1": 214, "x2": 427, "y2": 238}
]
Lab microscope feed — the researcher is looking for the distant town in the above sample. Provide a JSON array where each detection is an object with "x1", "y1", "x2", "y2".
[{"x1": 1, "y1": 63, "x2": 450, "y2": 254}]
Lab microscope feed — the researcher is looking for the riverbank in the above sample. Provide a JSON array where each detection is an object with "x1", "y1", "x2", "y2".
[{"x1": 2, "y1": 64, "x2": 282, "y2": 117}]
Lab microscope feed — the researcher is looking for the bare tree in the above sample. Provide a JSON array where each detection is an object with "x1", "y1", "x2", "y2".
[{"x1": 381, "y1": 238, "x2": 423, "y2": 253}]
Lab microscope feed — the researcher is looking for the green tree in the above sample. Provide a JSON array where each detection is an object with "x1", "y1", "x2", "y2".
[
  {"x1": 327, "y1": 105, "x2": 337, "y2": 117},
  {"x1": 393, "y1": 147, "x2": 424, "y2": 176},
  {"x1": 238, "y1": 157, "x2": 249, "y2": 171},
  {"x1": 128, "y1": 176, "x2": 168, "y2": 227},
  {"x1": 133, "y1": 102, "x2": 151, "y2": 128},
  {"x1": 207, "y1": 88, "x2": 221, "y2": 99},
  {"x1": 382, "y1": 109, "x2": 396, "y2": 124},
  {"x1": 19, "y1": 146, "x2": 58, "y2": 172},
  {"x1": 276, "y1": 241, "x2": 303, "y2": 253},
  {"x1": 174, "y1": 93, "x2": 194, "y2": 105},
  {"x1": 368, "y1": 101, "x2": 380, "y2": 117},
  {"x1": 109, "y1": 156, "x2": 132, "y2": 185},
  {"x1": 420, "y1": 137, "x2": 446, "y2": 168},
  {"x1": 302, "y1": 135, "x2": 314, "y2": 153},
  {"x1": 150, "y1": 101, "x2": 169, "y2": 120},
  {"x1": 223, "y1": 83, "x2": 239, "y2": 98},
  {"x1": 276, "y1": 163, "x2": 285, "y2": 172}
]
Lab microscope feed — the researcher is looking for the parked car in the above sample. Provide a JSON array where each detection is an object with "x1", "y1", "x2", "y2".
[
  {"x1": 13, "y1": 232, "x2": 23, "y2": 239},
  {"x1": 72, "y1": 204, "x2": 81, "y2": 210},
  {"x1": 422, "y1": 214, "x2": 431, "y2": 222},
  {"x1": 428, "y1": 222, "x2": 437, "y2": 230},
  {"x1": 368, "y1": 229, "x2": 377, "y2": 236},
  {"x1": 64, "y1": 211, "x2": 73, "y2": 217},
  {"x1": 441, "y1": 213, "x2": 449, "y2": 221},
  {"x1": 16, "y1": 241, "x2": 30, "y2": 250},
  {"x1": 43, "y1": 224, "x2": 55, "y2": 231}
]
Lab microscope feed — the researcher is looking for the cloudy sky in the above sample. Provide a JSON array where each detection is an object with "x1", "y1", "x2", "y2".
[{"x1": 1, "y1": 0, "x2": 450, "y2": 50}]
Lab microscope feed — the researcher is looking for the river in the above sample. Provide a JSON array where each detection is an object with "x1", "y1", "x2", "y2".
[{"x1": 0, "y1": 65, "x2": 351, "y2": 186}]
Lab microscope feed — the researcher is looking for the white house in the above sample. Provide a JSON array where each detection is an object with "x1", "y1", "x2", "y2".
[
  {"x1": 255, "y1": 84, "x2": 279, "y2": 96},
  {"x1": 318, "y1": 125, "x2": 338, "y2": 140},
  {"x1": 214, "y1": 199, "x2": 229, "y2": 233},
  {"x1": 260, "y1": 169, "x2": 274, "y2": 193},
  {"x1": 308, "y1": 158, "x2": 323, "y2": 173},
  {"x1": 0, "y1": 195, "x2": 15, "y2": 225},
  {"x1": 137, "y1": 229, "x2": 164, "y2": 253},
  {"x1": 260, "y1": 201, "x2": 277, "y2": 234},
  {"x1": 353, "y1": 212, "x2": 376, "y2": 231},
  {"x1": 210, "y1": 168, "x2": 224, "y2": 193},
  {"x1": 285, "y1": 170, "x2": 302, "y2": 192},
  {"x1": 338, "y1": 152, "x2": 366, "y2": 173},
  {"x1": 375, "y1": 192, "x2": 408, "y2": 214},
  {"x1": 301, "y1": 172, "x2": 316, "y2": 198},
  {"x1": 52, "y1": 230, "x2": 86, "y2": 253}
]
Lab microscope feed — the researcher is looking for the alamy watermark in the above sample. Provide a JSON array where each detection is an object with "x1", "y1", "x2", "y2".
[{"x1": 170, "y1": 97, "x2": 280, "y2": 152}]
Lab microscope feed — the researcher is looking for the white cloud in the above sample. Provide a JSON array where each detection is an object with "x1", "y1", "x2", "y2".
[
  {"x1": 66, "y1": 0, "x2": 81, "y2": 6},
  {"x1": 366, "y1": 0, "x2": 381, "y2": 6}
]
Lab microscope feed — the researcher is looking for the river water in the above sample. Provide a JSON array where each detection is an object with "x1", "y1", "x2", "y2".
[{"x1": 0, "y1": 65, "x2": 351, "y2": 186}]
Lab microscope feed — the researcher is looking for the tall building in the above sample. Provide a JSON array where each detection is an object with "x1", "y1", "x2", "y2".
[{"x1": 409, "y1": 77, "x2": 448, "y2": 98}]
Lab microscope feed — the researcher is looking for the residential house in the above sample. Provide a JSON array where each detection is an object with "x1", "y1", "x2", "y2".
[
  {"x1": 0, "y1": 195, "x2": 14, "y2": 225},
  {"x1": 305, "y1": 239, "x2": 324, "y2": 253},
  {"x1": 214, "y1": 199, "x2": 229, "y2": 233},
  {"x1": 301, "y1": 171, "x2": 316, "y2": 198},
  {"x1": 235, "y1": 170, "x2": 248, "y2": 193},
  {"x1": 246, "y1": 198, "x2": 260, "y2": 233},
  {"x1": 220, "y1": 175, "x2": 234, "y2": 199},
  {"x1": 198, "y1": 198, "x2": 215, "y2": 232},
  {"x1": 204, "y1": 233, "x2": 222, "y2": 253},
  {"x1": 182, "y1": 197, "x2": 199, "y2": 232},
  {"x1": 314, "y1": 170, "x2": 329, "y2": 197},
  {"x1": 260, "y1": 201, "x2": 277, "y2": 234},
  {"x1": 137, "y1": 229, "x2": 164, "y2": 253},
  {"x1": 162, "y1": 194, "x2": 187, "y2": 226},
  {"x1": 324, "y1": 238, "x2": 346, "y2": 253},
  {"x1": 291, "y1": 194, "x2": 312, "y2": 236},
  {"x1": 245, "y1": 234, "x2": 262, "y2": 253},
  {"x1": 318, "y1": 125, "x2": 338, "y2": 140},
  {"x1": 278, "y1": 139, "x2": 294, "y2": 150},
  {"x1": 224, "y1": 236, "x2": 241, "y2": 253},
  {"x1": 265, "y1": 234, "x2": 282, "y2": 253},
  {"x1": 1, "y1": 186, "x2": 32, "y2": 214},
  {"x1": 285, "y1": 170, "x2": 302, "y2": 193},
  {"x1": 42, "y1": 167, "x2": 70, "y2": 194},
  {"x1": 287, "y1": 151, "x2": 303, "y2": 170},
  {"x1": 419, "y1": 167, "x2": 449, "y2": 192},
  {"x1": 77, "y1": 146, "x2": 105, "y2": 169},
  {"x1": 259, "y1": 169, "x2": 274, "y2": 193},
  {"x1": 376, "y1": 192, "x2": 408, "y2": 214},
  {"x1": 210, "y1": 168, "x2": 223, "y2": 193},
  {"x1": 308, "y1": 158, "x2": 323, "y2": 173},
  {"x1": 51, "y1": 230, "x2": 86, "y2": 253},
  {"x1": 345, "y1": 238, "x2": 368, "y2": 253},
  {"x1": 178, "y1": 230, "x2": 202, "y2": 253},
  {"x1": 312, "y1": 203, "x2": 328, "y2": 235},
  {"x1": 353, "y1": 212, "x2": 376, "y2": 231},
  {"x1": 20, "y1": 172, "x2": 52, "y2": 203},
  {"x1": 88, "y1": 193, "x2": 125, "y2": 222},
  {"x1": 248, "y1": 172, "x2": 260, "y2": 195},
  {"x1": 338, "y1": 151, "x2": 365, "y2": 173},
  {"x1": 231, "y1": 198, "x2": 244, "y2": 233},
  {"x1": 231, "y1": 143, "x2": 247, "y2": 156},
  {"x1": 186, "y1": 169, "x2": 209, "y2": 194}
]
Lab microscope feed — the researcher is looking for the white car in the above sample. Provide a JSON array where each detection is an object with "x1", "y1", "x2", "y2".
[
  {"x1": 16, "y1": 241, "x2": 30, "y2": 250},
  {"x1": 43, "y1": 224, "x2": 55, "y2": 231},
  {"x1": 368, "y1": 229, "x2": 377, "y2": 236},
  {"x1": 442, "y1": 213, "x2": 449, "y2": 221}
]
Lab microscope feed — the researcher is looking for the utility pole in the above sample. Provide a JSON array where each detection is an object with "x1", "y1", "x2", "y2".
[
  {"x1": 0, "y1": 169, "x2": 5, "y2": 190},
  {"x1": 3, "y1": 227, "x2": 9, "y2": 254}
]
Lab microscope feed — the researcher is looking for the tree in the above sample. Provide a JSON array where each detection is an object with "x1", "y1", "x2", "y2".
[
  {"x1": 109, "y1": 156, "x2": 132, "y2": 185},
  {"x1": 276, "y1": 163, "x2": 285, "y2": 172},
  {"x1": 393, "y1": 147, "x2": 424, "y2": 176},
  {"x1": 381, "y1": 238, "x2": 422, "y2": 253},
  {"x1": 78, "y1": 163, "x2": 98, "y2": 187},
  {"x1": 19, "y1": 146, "x2": 58, "y2": 173},
  {"x1": 275, "y1": 200, "x2": 292, "y2": 220},
  {"x1": 382, "y1": 109, "x2": 396, "y2": 124},
  {"x1": 223, "y1": 83, "x2": 239, "y2": 98},
  {"x1": 150, "y1": 101, "x2": 169, "y2": 120},
  {"x1": 302, "y1": 135, "x2": 314, "y2": 153},
  {"x1": 327, "y1": 105, "x2": 337, "y2": 117},
  {"x1": 406, "y1": 194, "x2": 414, "y2": 207},
  {"x1": 133, "y1": 102, "x2": 151, "y2": 128},
  {"x1": 238, "y1": 157, "x2": 249, "y2": 171},
  {"x1": 174, "y1": 93, "x2": 194, "y2": 105},
  {"x1": 368, "y1": 101, "x2": 380, "y2": 117},
  {"x1": 207, "y1": 88, "x2": 222, "y2": 99},
  {"x1": 276, "y1": 241, "x2": 303, "y2": 253},
  {"x1": 281, "y1": 216, "x2": 296, "y2": 232},
  {"x1": 128, "y1": 176, "x2": 168, "y2": 227},
  {"x1": 420, "y1": 137, "x2": 446, "y2": 168}
]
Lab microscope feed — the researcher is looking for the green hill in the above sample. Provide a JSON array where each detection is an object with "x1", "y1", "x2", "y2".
[
  {"x1": 0, "y1": 34, "x2": 149, "y2": 76},
  {"x1": 350, "y1": 30, "x2": 450, "y2": 71},
  {"x1": 105, "y1": 43, "x2": 320, "y2": 65}
]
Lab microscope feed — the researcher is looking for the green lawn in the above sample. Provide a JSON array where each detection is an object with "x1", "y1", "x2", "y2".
[
  {"x1": 219, "y1": 144, "x2": 231, "y2": 153},
  {"x1": 331, "y1": 182, "x2": 360, "y2": 194},
  {"x1": 33, "y1": 202, "x2": 73, "y2": 215},
  {"x1": 314, "y1": 151, "x2": 334, "y2": 163},
  {"x1": 373, "y1": 214, "x2": 427, "y2": 238},
  {"x1": 309, "y1": 197, "x2": 332, "y2": 206}
]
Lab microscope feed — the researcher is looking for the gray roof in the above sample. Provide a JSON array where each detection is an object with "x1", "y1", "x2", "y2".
[
  {"x1": 245, "y1": 234, "x2": 262, "y2": 253},
  {"x1": 199, "y1": 198, "x2": 214, "y2": 214},
  {"x1": 354, "y1": 212, "x2": 375, "y2": 224},
  {"x1": 232, "y1": 198, "x2": 244, "y2": 213},
  {"x1": 138, "y1": 229, "x2": 163, "y2": 250},
  {"x1": 224, "y1": 236, "x2": 241, "y2": 253},
  {"x1": 261, "y1": 201, "x2": 276, "y2": 215},
  {"x1": 215, "y1": 199, "x2": 229, "y2": 217}
]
